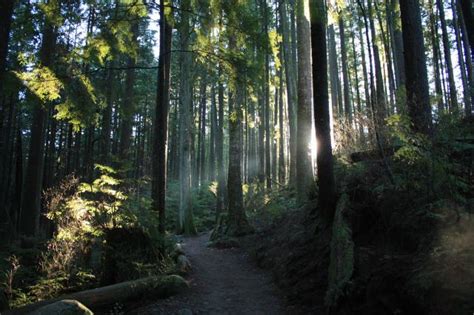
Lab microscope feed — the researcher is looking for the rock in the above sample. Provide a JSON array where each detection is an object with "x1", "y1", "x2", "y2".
[
  {"x1": 30, "y1": 300, "x2": 93, "y2": 315},
  {"x1": 176, "y1": 255, "x2": 192, "y2": 274}
]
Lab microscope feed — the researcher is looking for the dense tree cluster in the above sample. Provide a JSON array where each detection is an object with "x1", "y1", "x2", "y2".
[{"x1": 0, "y1": 0, "x2": 472, "y2": 241}]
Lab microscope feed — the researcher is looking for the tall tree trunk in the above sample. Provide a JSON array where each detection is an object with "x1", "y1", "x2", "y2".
[
  {"x1": 209, "y1": 83, "x2": 217, "y2": 181},
  {"x1": 151, "y1": 0, "x2": 172, "y2": 234},
  {"x1": 0, "y1": 0, "x2": 15, "y2": 94},
  {"x1": 375, "y1": 0, "x2": 396, "y2": 113},
  {"x1": 178, "y1": 0, "x2": 196, "y2": 235},
  {"x1": 328, "y1": 26, "x2": 341, "y2": 118},
  {"x1": 279, "y1": 0, "x2": 297, "y2": 186},
  {"x1": 452, "y1": 0, "x2": 472, "y2": 113},
  {"x1": 258, "y1": 92, "x2": 265, "y2": 184},
  {"x1": 100, "y1": 65, "x2": 114, "y2": 162},
  {"x1": 119, "y1": 23, "x2": 139, "y2": 161},
  {"x1": 388, "y1": 0, "x2": 406, "y2": 89},
  {"x1": 358, "y1": 17, "x2": 370, "y2": 121},
  {"x1": 437, "y1": 0, "x2": 458, "y2": 111},
  {"x1": 272, "y1": 82, "x2": 278, "y2": 182},
  {"x1": 456, "y1": 0, "x2": 474, "y2": 116},
  {"x1": 367, "y1": 0, "x2": 387, "y2": 123},
  {"x1": 351, "y1": 29, "x2": 365, "y2": 142},
  {"x1": 429, "y1": 0, "x2": 445, "y2": 114},
  {"x1": 400, "y1": 0, "x2": 433, "y2": 134},
  {"x1": 20, "y1": 6, "x2": 58, "y2": 236},
  {"x1": 216, "y1": 67, "x2": 226, "y2": 219},
  {"x1": 459, "y1": 0, "x2": 473, "y2": 58},
  {"x1": 339, "y1": 15, "x2": 352, "y2": 122},
  {"x1": 278, "y1": 69, "x2": 285, "y2": 183},
  {"x1": 296, "y1": 0, "x2": 314, "y2": 200},
  {"x1": 199, "y1": 75, "x2": 207, "y2": 185},
  {"x1": 310, "y1": 0, "x2": 336, "y2": 220}
]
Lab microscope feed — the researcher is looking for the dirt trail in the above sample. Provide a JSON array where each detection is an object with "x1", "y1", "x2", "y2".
[{"x1": 131, "y1": 233, "x2": 285, "y2": 315}]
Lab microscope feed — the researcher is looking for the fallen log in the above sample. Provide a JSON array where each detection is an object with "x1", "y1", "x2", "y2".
[
  {"x1": 5, "y1": 275, "x2": 188, "y2": 314},
  {"x1": 30, "y1": 300, "x2": 93, "y2": 315}
]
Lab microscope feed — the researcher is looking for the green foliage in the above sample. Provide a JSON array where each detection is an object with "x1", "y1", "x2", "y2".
[
  {"x1": 386, "y1": 113, "x2": 473, "y2": 207},
  {"x1": 1, "y1": 166, "x2": 178, "y2": 309},
  {"x1": 245, "y1": 182, "x2": 298, "y2": 225},
  {"x1": 166, "y1": 180, "x2": 217, "y2": 232},
  {"x1": 14, "y1": 66, "x2": 63, "y2": 102}
]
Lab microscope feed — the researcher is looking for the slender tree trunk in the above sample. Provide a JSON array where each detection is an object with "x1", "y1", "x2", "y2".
[
  {"x1": 151, "y1": 0, "x2": 172, "y2": 234},
  {"x1": 209, "y1": 83, "x2": 217, "y2": 181},
  {"x1": 328, "y1": 26, "x2": 341, "y2": 118},
  {"x1": 216, "y1": 67, "x2": 226, "y2": 218},
  {"x1": 375, "y1": 1, "x2": 396, "y2": 113},
  {"x1": 100, "y1": 65, "x2": 114, "y2": 162},
  {"x1": 367, "y1": 0, "x2": 387, "y2": 122},
  {"x1": 429, "y1": 0, "x2": 445, "y2": 114},
  {"x1": 272, "y1": 83, "x2": 278, "y2": 183},
  {"x1": 178, "y1": 0, "x2": 196, "y2": 235},
  {"x1": 437, "y1": 0, "x2": 458, "y2": 111},
  {"x1": 258, "y1": 92, "x2": 265, "y2": 184},
  {"x1": 351, "y1": 30, "x2": 365, "y2": 142},
  {"x1": 452, "y1": 0, "x2": 472, "y2": 113},
  {"x1": 388, "y1": 0, "x2": 406, "y2": 90},
  {"x1": 119, "y1": 23, "x2": 139, "y2": 161},
  {"x1": 358, "y1": 18, "x2": 370, "y2": 122},
  {"x1": 296, "y1": 0, "x2": 314, "y2": 200},
  {"x1": 339, "y1": 15, "x2": 352, "y2": 122},
  {"x1": 196, "y1": 75, "x2": 206, "y2": 185},
  {"x1": 456, "y1": 0, "x2": 474, "y2": 116},
  {"x1": 278, "y1": 69, "x2": 285, "y2": 183},
  {"x1": 279, "y1": 0, "x2": 297, "y2": 186}
]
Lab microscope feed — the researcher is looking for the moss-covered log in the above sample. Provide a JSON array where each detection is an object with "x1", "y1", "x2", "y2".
[{"x1": 5, "y1": 275, "x2": 188, "y2": 314}]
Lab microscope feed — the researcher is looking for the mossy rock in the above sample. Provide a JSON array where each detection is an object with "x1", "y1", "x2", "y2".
[{"x1": 30, "y1": 300, "x2": 93, "y2": 315}]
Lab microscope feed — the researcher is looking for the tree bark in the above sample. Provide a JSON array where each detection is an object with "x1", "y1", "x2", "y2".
[
  {"x1": 310, "y1": 0, "x2": 336, "y2": 221},
  {"x1": 400, "y1": 0, "x2": 433, "y2": 134},
  {"x1": 151, "y1": 0, "x2": 172, "y2": 234},
  {"x1": 119, "y1": 23, "x2": 139, "y2": 161},
  {"x1": 296, "y1": 0, "x2": 314, "y2": 200},
  {"x1": 339, "y1": 15, "x2": 352, "y2": 122},
  {"x1": 328, "y1": 26, "x2": 341, "y2": 118},
  {"x1": 437, "y1": 0, "x2": 458, "y2": 111},
  {"x1": 20, "y1": 6, "x2": 58, "y2": 236},
  {"x1": 178, "y1": 0, "x2": 196, "y2": 235},
  {"x1": 279, "y1": 0, "x2": 297, "y2": 186},
  {"x1": 0, "y1": 0, "x2": 15, "y2": 94}
]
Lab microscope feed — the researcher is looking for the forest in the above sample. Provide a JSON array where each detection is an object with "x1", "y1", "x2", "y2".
[{"x1": 0, "y1": 0, "x2": 473, "y2": 314}]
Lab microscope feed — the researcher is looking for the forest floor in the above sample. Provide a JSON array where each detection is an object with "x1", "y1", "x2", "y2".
[{"x1": 129, "y1": 232, "x2": 286, "y2": 315}]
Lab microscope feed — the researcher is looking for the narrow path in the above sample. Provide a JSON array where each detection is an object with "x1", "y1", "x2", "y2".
[{"x1": 131, "y1": 233, "x2": 285, "y2": 315}]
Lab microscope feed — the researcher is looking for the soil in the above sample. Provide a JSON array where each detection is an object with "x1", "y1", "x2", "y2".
[{"x1": 130, "y1": 233, "x2": 285, "y2": 315}]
